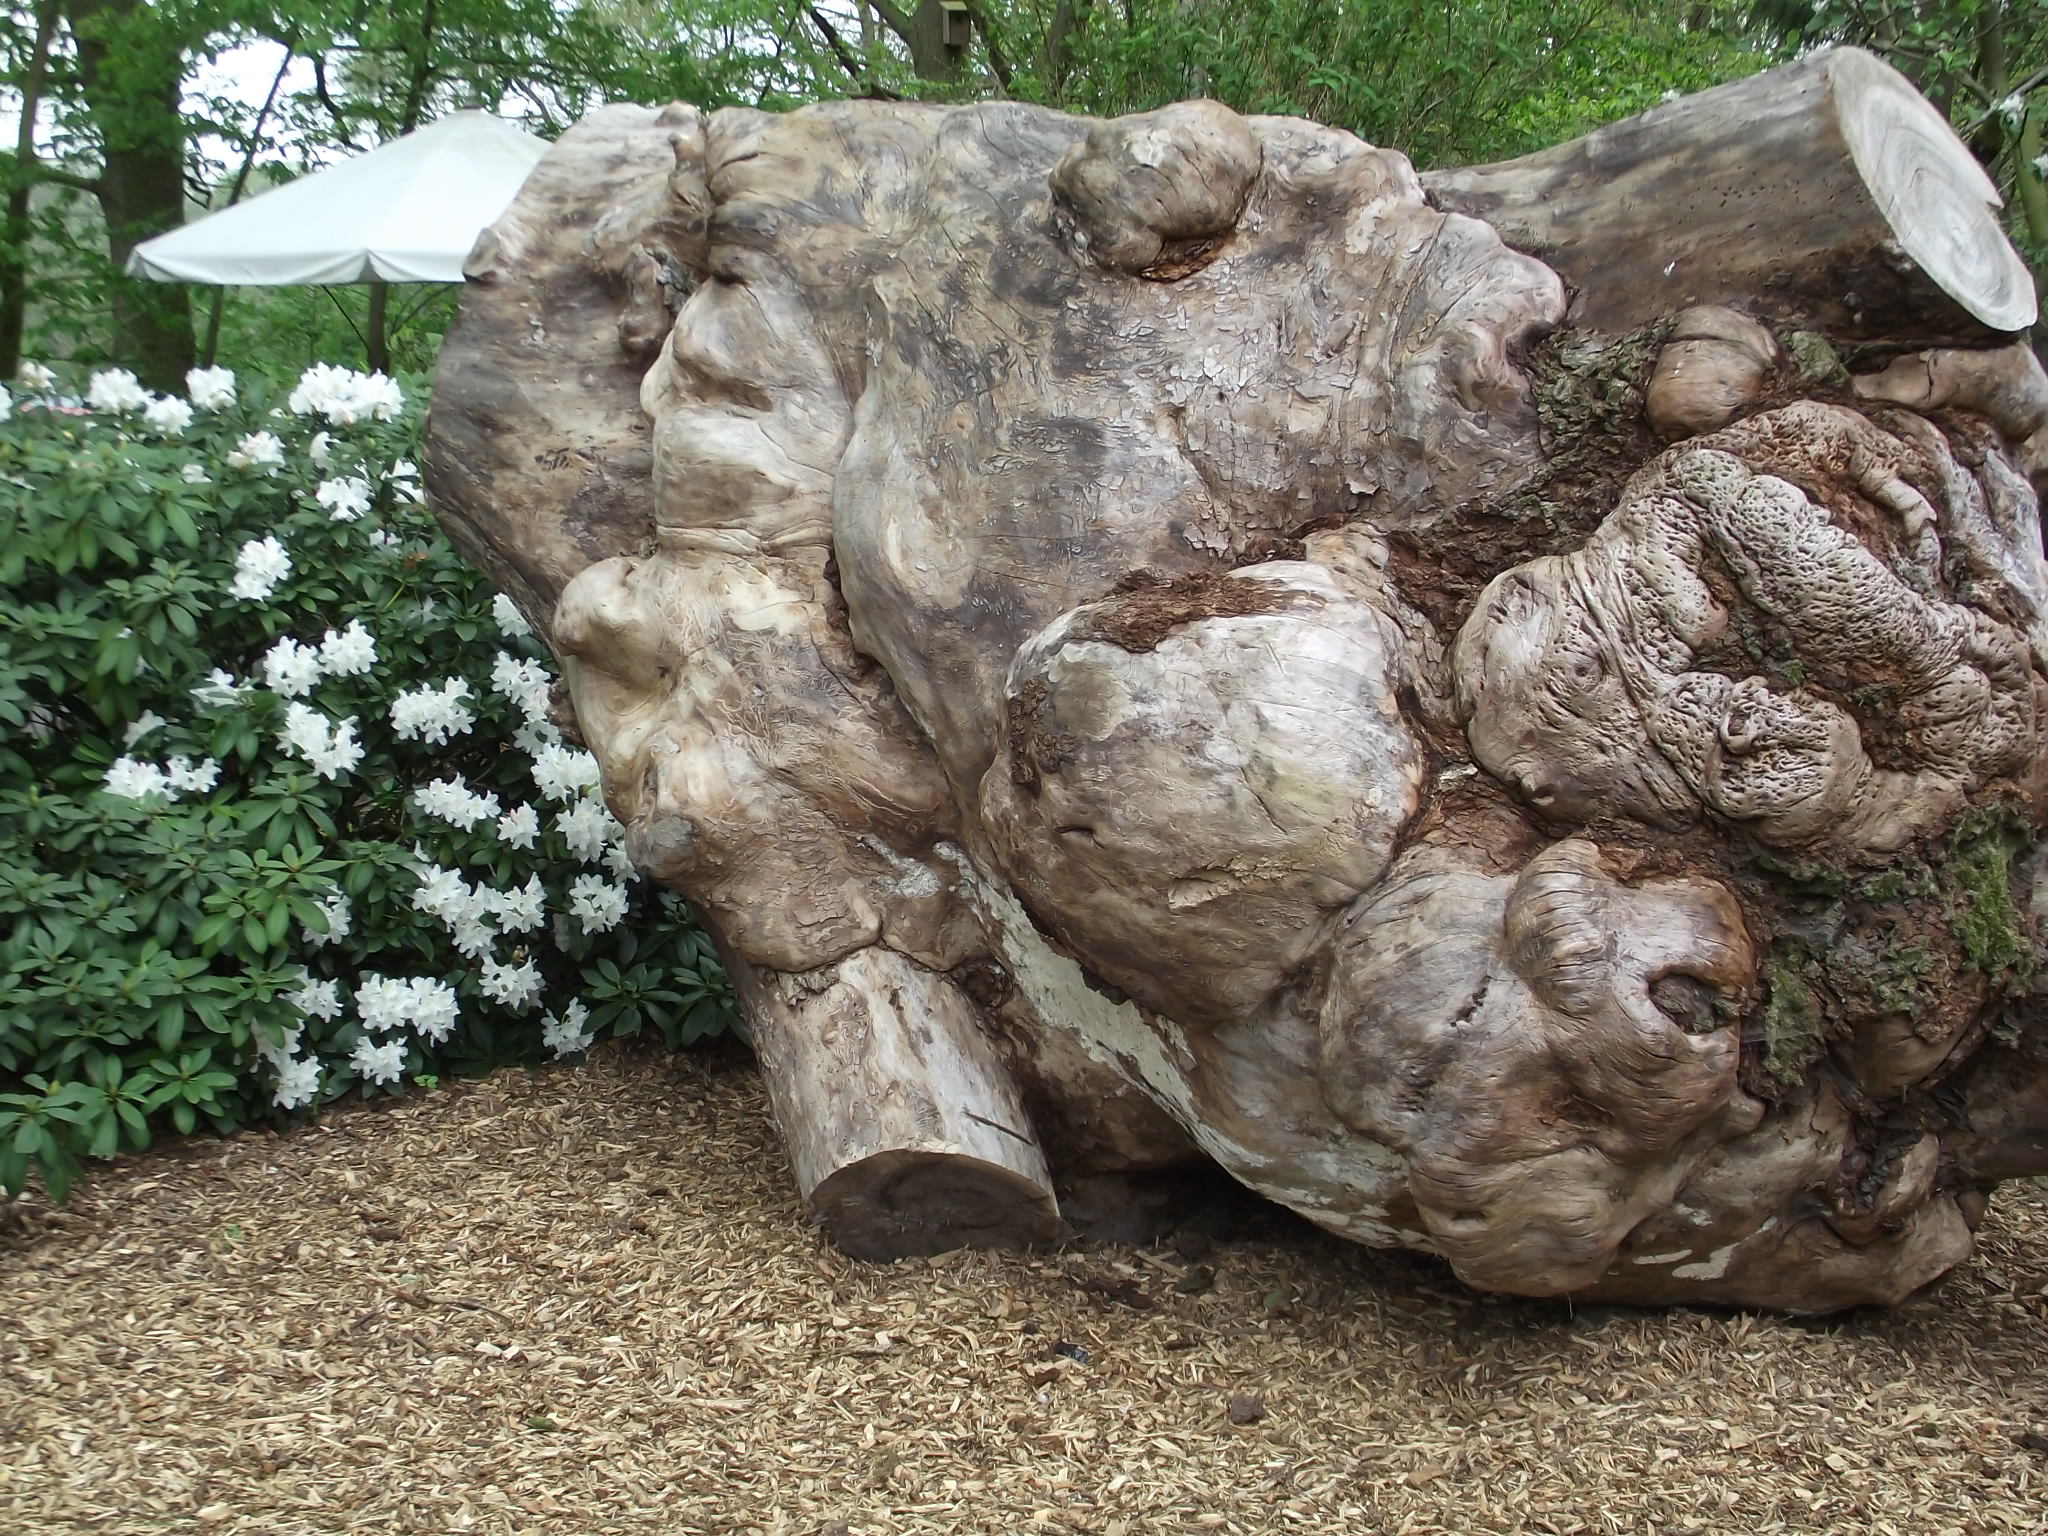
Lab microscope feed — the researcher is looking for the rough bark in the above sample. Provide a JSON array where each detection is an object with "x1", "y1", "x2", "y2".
[{"x1": 426, "y1": 47, "x2": 2048, "y2": 1309}]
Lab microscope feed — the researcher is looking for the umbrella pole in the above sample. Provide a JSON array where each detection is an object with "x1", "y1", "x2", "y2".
[
  {"x1": 367, "y1": 279, "x2": 389, "y2": 373},
  {"x1": 201, "y1": 286, "x2": 230, "y2": 368}
]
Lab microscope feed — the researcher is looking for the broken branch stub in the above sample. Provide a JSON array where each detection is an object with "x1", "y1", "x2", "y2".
[{"x1": 424, "y1": 47, "x2": 2048, "y2": 1309}]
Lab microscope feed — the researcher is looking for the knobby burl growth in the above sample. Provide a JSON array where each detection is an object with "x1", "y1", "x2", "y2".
[{"x1": 426, "y1": 47, "x2": 2048, "y2": 1310}]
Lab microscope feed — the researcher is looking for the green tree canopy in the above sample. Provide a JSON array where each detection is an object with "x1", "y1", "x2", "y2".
[{"x1": 6, "y1": 0, "x2": 2041, "y2": 381}]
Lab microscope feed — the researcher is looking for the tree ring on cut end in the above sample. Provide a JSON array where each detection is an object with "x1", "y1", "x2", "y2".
[{"x1": 1831, "y1": 47, "x2": 2036, "y2": 334}]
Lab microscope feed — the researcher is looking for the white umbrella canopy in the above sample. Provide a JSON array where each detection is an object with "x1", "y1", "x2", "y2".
[{"x1": 126, "y1": 112, "x2": 549, "y2": 286}]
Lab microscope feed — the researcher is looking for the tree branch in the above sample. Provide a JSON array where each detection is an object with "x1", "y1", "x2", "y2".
[
  {"x1": 865, "y1": 0, "x2": 914, "y2": 45},
  {"x1": 14, "y1": 161, "x2": 102, "y2": 194},
  {"x1": 804, "y1": 3, "x2": 901, "y2": 98},
  {"x1": 1039, "y1": 0, "x2": 1089, "y2": 91},
  {"x1": 312, "y1": 54, "x2": 361, "y2": 150},
  {"x1": 966, "y1": 2, "x2": 1013, "y2": 95}
]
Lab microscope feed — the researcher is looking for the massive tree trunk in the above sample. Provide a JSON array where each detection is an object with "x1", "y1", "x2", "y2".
[{"x1": 425, "y1": 48, "x2": 2048, "y2": 1311}]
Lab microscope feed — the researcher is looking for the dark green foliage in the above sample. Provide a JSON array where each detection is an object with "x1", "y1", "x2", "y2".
[{"x1": 0, "y1": 364, "x2": 736, "y2": 1201}]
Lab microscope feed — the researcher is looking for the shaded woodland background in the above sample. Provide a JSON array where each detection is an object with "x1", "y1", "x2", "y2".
[{"x1": 5, "y1": 0, "x2": 2047, "y2": 388}]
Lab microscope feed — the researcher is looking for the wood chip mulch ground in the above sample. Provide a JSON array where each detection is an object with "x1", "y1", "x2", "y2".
[{"x1": 5, "y1": 1040, "x2": 2048, "y2": 1536}]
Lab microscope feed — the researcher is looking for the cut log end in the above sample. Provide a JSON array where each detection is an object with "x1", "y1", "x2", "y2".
[
  {"x1": 1422, "y1": 46, "x2": 2037, "y2": 341},
  {"x1": 731, "y1": 942, "x2": 1063, "y2": 1261},
  {"x1": 1830, "y1": 48, "x2": 2036, "y2": 334},
  {"x1": 813, "y1": 1150, "x2": 1063, "y2": 1261}
]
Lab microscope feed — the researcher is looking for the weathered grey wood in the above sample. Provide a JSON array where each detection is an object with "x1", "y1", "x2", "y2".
[
  {"x1": 425, "y1": 58, "x2": 2048, "y2": 1312},
  {"x1": 423, "y1": 104, "x2": 710, "y2": 639},
  {"x1": 730, "y1": 944, "x2": 1060, "y2": 1259},
  {"x1": 1423, "y1": 46, "x2": 2035, "y2": 343}
]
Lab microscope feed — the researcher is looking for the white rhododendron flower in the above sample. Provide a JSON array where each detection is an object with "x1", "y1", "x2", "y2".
[
  {"x1": 122, "y1": 710, "x2": 167, "y2": 749},
  {"x1": 414, "y1": 775, "x2": 502, "y2": 831},
  {"x1": 231, "y1": 535, "x2": 291, "y2": 599},
  {"x1": 531, "y1": 743, "x2": 602, "y2": 802},
  {"x1": 390, "y1": 678, "x2": 475, "y2": 745},
  {"x1": 185, "y1": 366, "x2": 236, "y2": 410},
  {"x1": 287, "y1": 975, "x2": 344, "y2": 1020},
  {"x1": 568, "y1": 873, "x2": 630, "y2": 934},
  {"x1": 288, "y1": 363, "x2": 404, "y2": 424},
  {"x1": 492, "y1": 593, "x2": 533, "y2": 638},
  {"x1": 87, "y1": 367, "x2": 150, "y2": 413},
  {"x1": 412, "y1": 860, "x2": 469, "y2": 923},
  {"x1": 490, "y1": 650, "x2": 551, "y2": 723},
  {"x1": 226, "y1": 430, "x2": 286, "y2": 473},
  {"x1": 355, "y1": 975, "x2": 413, "y2": 1031},
  {"x1": 308, "y1": 430, "x2": 332, "y2": 467},
  {"x1": 513, "y1": 718, "x2": 561, "y2": 755},
  {"x1": 272, "y1": 1054, "x2": 322, "y2": 1109},
  {"x1": 18, "y1": 361, "x2": 54, "y2": 391},
  {"x1": 350, "y1": 1036, "x2": 408, "y2": 1085},
  {"x1": 261, "y1": 636, "x2": 323, "y2": 697},
  {"x1": 191, "y1": 668, "x2": 251, "y2": 708},
  {"x1": 256, "y1": 1022, "x2": 304, "y2": 1069},
  {"x1": 491, "y1": 874, "x2": 548, "y2": 934},
  {"x1": 449, "y1": 915, "x2": 496, "y2": 959},
  {"x1": 0, "y1": 384, "x2": 12, "y2": 423},
  {"x1": 496, "y1": 803, "x2": 540, "y2": 850},
  {"x1": 541, "y1": 999, "x2": 596, "y2": 1058},
  {"x1": 412, "y1": 862, "x2": 498, "y2": 958},
  {"x1": 386, "y1": 459, "x2": 424, "y2": 505},
  {"x1": 354, "y1": 974, "x2": 461, "y2": 1044},
  {"x1": 103, "y1": 753, "x2": 220, "y2": 801},
  {"x1": 303, "y1": 888, "x2": 352, "y2": 947},
  {"x1": 181, "y1": 463, "x2": 210, "y2": 485},
  {"x1": 407, "y1": 978, "x2": 461, "y2": 1042},
  {"x1": 604, "y1": 842, "x2": 639, "y2": 882},
  {"x1": 164, "y1": 756, "x2": 221, "y2": 796},
  {"x1": 318, "y1": 619, "x2": 377, "y2": 677},
  {"x1": 142, "y1": 395, "x2": 193, "y2": 436},
  {"x1": 103, "y1": 757, "x2": 171, "y2": 800},
  {"x1": 480, "y1": 956, "x2": 544, "y2": 1011},
  {"x1": 316, "y1": 475, "x2": 373, "y2": 522},
  {"x1": 277, "y1": 702, "x2": 364, "y2": 780},
  {"x1": 557, "y1": 794, "x2": 624, "y2": 863}
]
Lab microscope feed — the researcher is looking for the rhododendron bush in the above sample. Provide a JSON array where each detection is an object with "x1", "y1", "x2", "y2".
[{"x1": 0, "y1": 362, "x2": 737, "y2": 1200}]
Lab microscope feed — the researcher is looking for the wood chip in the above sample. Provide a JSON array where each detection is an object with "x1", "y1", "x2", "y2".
[{"x1": 3, "y1": 1039, "x2": 2047, "y2": 1534}]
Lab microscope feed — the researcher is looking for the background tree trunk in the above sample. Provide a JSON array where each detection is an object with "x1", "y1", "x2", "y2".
[
  {"x1": 871, "y1": 0, "x2": 969, "y2": 81},
  {"x1": 0, "y1": 0, "x2": 61, "y2": 380},
  {"x1": 66, "y1": 0, "x2": 194, "y2": 390}
]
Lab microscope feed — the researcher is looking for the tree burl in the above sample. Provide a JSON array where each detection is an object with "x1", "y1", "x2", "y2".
[{"x1": 425, "y1": 47, "x2": 2048, "y2": 1311}]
